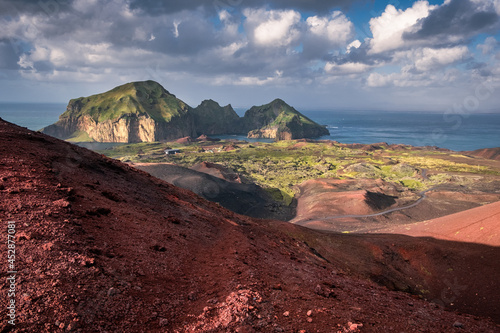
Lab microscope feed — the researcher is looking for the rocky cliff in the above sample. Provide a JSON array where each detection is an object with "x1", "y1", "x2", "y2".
[
  {"x1": 41, "y1": 80, "x2": 196, "y2": 143},
  {"x1": 191, "y1": 99, "x2": 241, "y2": 135},
  {"x1": 244, "y1": 99, "x2": 329, "y2": 140}
]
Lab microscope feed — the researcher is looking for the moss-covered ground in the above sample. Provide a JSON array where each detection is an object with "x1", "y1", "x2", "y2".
[{"x1": 100, "y1": 140, "x2": 500, "y2": 205}]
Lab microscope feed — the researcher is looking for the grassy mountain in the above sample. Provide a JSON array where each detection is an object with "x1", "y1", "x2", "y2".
[
  {"x1": 41, "y1": 81, "x2": 196, "y2": 143},
  {"x1": 244, "y1": 99, "x2": 329, "y2": 140},
  {"x1": 62, "y1": 80, "x2": 191, "y2": 123},
  {"x1": 191, "y1": 99, "x2": 241, "y2": 135}
]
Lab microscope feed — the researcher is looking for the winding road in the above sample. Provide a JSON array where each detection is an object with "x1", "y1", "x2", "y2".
[{"x1": 293, "y1": 169, "x2": 442, "y2": 226}]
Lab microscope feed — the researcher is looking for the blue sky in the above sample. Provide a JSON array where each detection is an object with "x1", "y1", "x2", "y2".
[{"x1": 0, "y1": 0, "x2": 500, "y2": 112}]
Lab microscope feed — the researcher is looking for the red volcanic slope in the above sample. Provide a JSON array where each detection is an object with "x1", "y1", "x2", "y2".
[
  {"x1": 381, "y1": 201, "x2": 500, "y2": 246},
  {"x1": 465, "y1": 147, "x2": 500, "y2": 161},
  {"x1": 0, "y1": 118, "x2": 499, "y2": 332}
]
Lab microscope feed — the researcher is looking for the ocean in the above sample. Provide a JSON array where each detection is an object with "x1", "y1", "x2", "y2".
[
  {"x1": 0, "y1": 103, "x2": 65, "y2": 131},
  {"x1": 1, "y1": 103, "x2": 499, "y2": 152}
]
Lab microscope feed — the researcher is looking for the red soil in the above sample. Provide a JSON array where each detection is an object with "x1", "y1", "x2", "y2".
[
  {"x1": 465, "y1": 147, "x2": 500, "y2": 161},
  {"x1": 0, "y1": 119, "x2": 499, "y2": 332},
  {"x1": 175, "y1": 136, "x2": 195, "y2": 144},
  {"x1": 291, "y1": 178, "x2": 417, "y2": 225},
  {"x1": 380, "y1": 201, "x2": 500, "y2": 246}
]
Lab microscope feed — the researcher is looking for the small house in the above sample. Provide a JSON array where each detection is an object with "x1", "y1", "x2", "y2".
[{"x1": 165, "y1": 149, "x2": 181, "y2": 155}]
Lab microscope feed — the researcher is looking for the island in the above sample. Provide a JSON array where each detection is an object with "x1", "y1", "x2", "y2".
[{"x1": 41, "y1": 80, "x2": 329, "y2": 143}]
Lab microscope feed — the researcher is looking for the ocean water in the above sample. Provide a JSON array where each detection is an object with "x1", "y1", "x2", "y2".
[
  {"x1": 306, "y1": 110, "x2": 500, "y2": 152},
  {"x1": 1, "y1": 103, "x2": 499, "y2": 152},
  {"x1": 0, "y1": 103, "x2": 65, "y2": 131},
  {"x1": 223, "y1": 110, "x2": 500, "y2": 151}
]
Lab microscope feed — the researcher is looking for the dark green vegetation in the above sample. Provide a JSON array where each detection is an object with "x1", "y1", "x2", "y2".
[
  {"x1": 63, "y1": 80, "x2": 190, "y2": 123},
  {"x1": 41, "y1": 80, "x2": 327, "y2": 142},
  {"x1": 135, "y1": 163, "x2": 294, "y2": 221},
  {"x1": 244, "y1": 99, "x2": 329, "y2": 139},
  {"x1": 191, "y1": 99, "x2": 241, "y2": 136},
  {"x1": 101, "y1": 140, "x2": 500, "y2": 205}
]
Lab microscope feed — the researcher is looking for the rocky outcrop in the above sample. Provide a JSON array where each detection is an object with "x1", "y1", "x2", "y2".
[
  {"x1": 248, "y1": 126, "x2": 293, "y2": 140},
  {"x1": 243, "y1": 99, "x2": 329, "y2": 140},
  {"x1": 191, "y1": 99, "x2": 241, "y2": 135},
  {"x1": 43, "y1": 113, "x2": 196, "y2": 143},
  {"x1": 41, "y1": 81, "x2": 196, "y2": 143}
]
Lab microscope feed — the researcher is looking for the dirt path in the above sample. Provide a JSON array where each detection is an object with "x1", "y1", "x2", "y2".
[{"x1": 293, "y1": 182, "x2": 438, "y2": 226}]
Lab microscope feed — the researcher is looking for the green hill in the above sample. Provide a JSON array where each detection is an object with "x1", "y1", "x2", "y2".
[
  {"x1": 41, "y1": 81, "x2": 196, "y2": 143},
  {"x1": 191, "y1": 100, "x2": 241, "y2": 136},
  {"x1": 244, "y1": 99, "x2": 329, "y2": 140}
]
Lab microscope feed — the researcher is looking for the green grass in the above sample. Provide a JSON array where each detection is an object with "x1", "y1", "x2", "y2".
[
  {"x1": 99, "y1": 139, "x2": 500, "y2": 204},
  {"x1": 66, "y1": 131, "x2": 94, "y2": 143},
  {"x1": 399, "y1": 179, "x2": 424, "y2": 190},
  {"x1": 60, "y1": 81, "x2": 189, "y2": 123}
]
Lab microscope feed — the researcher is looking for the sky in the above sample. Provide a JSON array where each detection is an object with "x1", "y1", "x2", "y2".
[{"x1": 1, "y1": 0, "x2": 500, "y2": 112}]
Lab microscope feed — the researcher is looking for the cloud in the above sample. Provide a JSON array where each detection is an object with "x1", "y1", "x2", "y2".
[
  {"x1": 172, "y1": 21, "x2": 181, "y2": 38},
  {"x1": 243, "y1": 8, "x2": 301, "y2": 48},
  {"x1": 325, "y1": 0, "x2": 489, "y2": 86},
  {"x1": 129, "y1": 0, "x2": 359, "y2": 16},
  {"x1": 404, "y1": 0, "x2": 500, "y2": 43},
  {"x1": 0, "y1": 0, "x2": 71, "y2": 15},
  {"x1": 306, "y1": 11, "x2": 354, "y2": 46},
  {"x1": 0, "y1": 40, "x2": 22, "y2": 70},
  {"x1": 303, "y1": 11, "x2": 354, "y2": 58},
  {"x1": 1, "y1": 0, "x2": 500, "y2": 112},
  {"x1": 324, "y1": 61, "x2": 372, "y2": 75},
  {"x1": 366, "y1": 68, "x2": 462, "y2": 88},
  {"x1": 363, "y1": 45, "x2": 469, "y2": 87},
  {"x1": 405, "y1": 46, "x2": 470, "y2": 72},
  {"x1": 368, "y1": 1, "x2": 435, "y2": 54},
  {"x1": 478, "y1": 36, "x2": 498, "y2": 55},
  {"x1": 346, "y1": 40, "x2": 361, "y2": 53}
]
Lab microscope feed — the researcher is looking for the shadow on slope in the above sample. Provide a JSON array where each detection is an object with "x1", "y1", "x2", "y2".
[{"x1": 134, "y1": 163, "x2": 294, "y2": 221}]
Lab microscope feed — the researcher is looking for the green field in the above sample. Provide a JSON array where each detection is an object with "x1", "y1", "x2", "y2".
[{"x1": 100, "y1": 140, "x2": 500, "y2": 205}]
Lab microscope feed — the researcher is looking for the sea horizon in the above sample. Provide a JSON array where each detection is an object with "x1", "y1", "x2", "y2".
[{"x1": 1, "y1": 102, "x2": 499, "y2": 152}]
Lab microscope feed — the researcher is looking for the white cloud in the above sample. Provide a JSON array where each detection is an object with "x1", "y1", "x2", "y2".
[
  {"x1": 173, "y1": 20, "x2": 181, "y2": 38},
  {"x1": 366, "y1": 46, "x2": 469, "y2": 88},
  {"x1": 395, "y1": 46, "x2": 469, "y2": 72},
  {"x1": 369, "y1": 1, "x2": 435, "y2": 54},
  {"x1": 243, "y1": 8, "x2": 301, "y2": 47},
  {"x1": 212, "y1": 41, "x2": 247, "y2": 60},
  {"x1": 346, "y1": 40, "x2": 361, "y2": 53},
  {"x1": 234, "y1": 71, "x2": 286, "y2": 86},
  {"x1": 366, "y1": 72, "x2": 393, "y2": 87},
  {"x1": 415, "y1": 46, "x2": 469, "y2": 71},
  {"x1": 17, "y1": 54, "x2": 34, "y2": 70},
  {"x1": 306, "y1": 11, "x2": 354, "y2": 47},
  {"x1": 367, "y1": 66, "x2": 463, "y2": 88}
]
